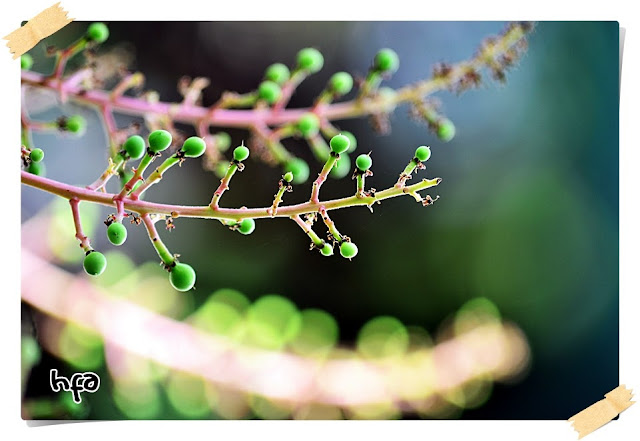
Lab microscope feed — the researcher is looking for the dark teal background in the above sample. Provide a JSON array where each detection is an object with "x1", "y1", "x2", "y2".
[{"x1": 22, "y1": 21, "x2": 619, "y2": 418}]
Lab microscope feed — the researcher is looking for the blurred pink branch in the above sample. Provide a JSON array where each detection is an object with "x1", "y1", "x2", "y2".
[{"x1": 21, "y1": 248, "x2": 529, "y2": 410}]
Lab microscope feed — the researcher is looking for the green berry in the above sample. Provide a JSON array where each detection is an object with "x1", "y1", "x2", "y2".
[
  {"x1": 340, "y1": 242, "x2": 358, "y2": 259},
  {"x1": 29, "y1": 148, "x2": 44, "y2": 163},
  {"x1": 355, "y1": 154, "x2": 372, "y2": 172},
  {"x1": 258, "y1": 80, "x2": 281, "y2": 105},
  {"x1": 181, "y1": 136, "x2": 206, "y2": 158},
  {"x1": 83, "y1": 251, "x2": 107, "y2": 276},
  {"x1": 297, "y1": 113, "x2": 319, "y2": 138},
  {"x1": 329, "y1": 72, "x2": 353, "y2": 96},
  {"x1": 214, "y1": 160, "x2": 230, "y2": 178},
  {"x1": 329, "y1": 134, "x2": 350, "y2": 154},
  {"x1": 21, "y1": 54, "x2": 33, "y2": 70},
  {"x1": 215, "y1": 132, "x2": 231, "y2": 151},
  {"x1": 27, "y1": 161, "x2": 45, "y2": 176},
  {"x1": 148, "y1": 130, "x2": 172, "y2": 153},
  {"x1": 284, "y1": 158, "x2": 309, "y2": 184},
  {"x1": 342, "y1": 131, "x2": 358, "y2": 153},
  {"x1": 415, "y1": 145, "x2": 431, "y2": 162},
  {"x1": 283, "y1": 172, "x2": 294, "y2": 183},
  {"x1": 437, "y1": 119, "x2": 456, "y2": 142},
  {"x1": 123, "y1": 135, "x2": 146, "y2": 160},
  {"x1": 86, "y1": 22, "x2": 109, "y2": 43},
  {"x1": 107, "y1": 222, "x2": 127, "y2": 246},
  {"x1": 169, "y1": 263, "x2": 196, "y2": 292},
  {"x1": 330, "y1": 154, "x2": 350, "y2": 179},
  {"x1": 374, "y1": 48, "x2": 399, "y2": 73},
  {"x1": 297, "y1": 48, "x2": 324, "y2": 73},
  {"x1": 233, "y1": 145, "x2": 250, "y2": 162},
  {"x1": 320, "y1": 243, "x2": 334, "y2": 257},
  {"x1": 264, "y1": 63, "x2": 290, "y2": 85},
  {"x1": 238, "y1": 218, "x2": 256, "y2": 235},
  {"x1": 64, "y1": 115, "x2": 86, "y2": 134}
]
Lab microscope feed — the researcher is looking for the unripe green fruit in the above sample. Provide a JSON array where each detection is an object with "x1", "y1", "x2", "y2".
[
  {"x1": 123, "y1": 135, "x2": 146, "y2": 159},
  {"x1": 214, "y1": 160, "x2": 230, "y2": 178},
  {"x1": 233, "y1": 145, "x2": 250, "y2": 162},
  {"x1": 297, "y1": 113, "x2": 320, "y2": 138},
  {"x1": 29, "y1": 148, "x2": 44, "y2": 163},
  {"x1": 283, "y1": 171, "x2": 294, "y2": 183},
  {"x1": 415, "y1": 145, "x2": 431, "y2": 162},
  {"x1": 329, "y1": 134, "x2": 350, "y2": 154},
  {"x1": 21, "y1": 54, "x2": 33, "y2": 70},
  {"x1": 342, "y1": 131, "x2": 358, "y2": 153},
  {"x1": 264, "y1": 63, "x2": 290, "y2": 85},
  {"x1": 86, "y1": 22, "x2": 109, "y2": 43},
  {"x1": 148, "y1": 130, "x2": 172, "y2": 153},
  {"x1": 297, "y1": 48, "x2": 324, "y2": 73},
  {"x1": 374, "y1": 48, "x2": 400, "y2": 73},
  {"x1": 329, "y1": 72, "x2": 353, "y2": 95},
  {"x1": 340, "y1": 242, "x2": 358, "y2": 259},
  {"x1": 107, "y1": 222, "x2": 127, "y2": 246},
  {"x1": 215, "y1": 132, "x2": 231, "y2": 151},
  {"x1": 356, "y1": 154, "x2": 372, "y2": 172},
  {"x1": 330, "y1": 154, "x2": 350, "y2": 179},
  {"x1": 238, "y1": 218, "x2": 256, "y2": 235},
  {"x1": 320, "y1": 243, "x2": 334, "y2": 257},
  {"x1": 258, "y1": 80, "x2": 281, "y2": 105},
  {"x1": 181, "y1": 136, "x2": 206, "y2": 158},
  {"x1": 284, "y1": 158, "x2": 309, "y2": 184},
  {"x1": 437, "y1": 119, "x2": 456, "y2": 142},
  {"x1": 27, "y1": 161, "x2": 45, "y2": 176},
  {"x1": 169, "y1": 263, "x2": 196, "y2": 292},
  {"x1": 83, "y1": 251, "x2": 107, "y2": 276},
  {"x1": 65, "y1": 115, "x2": 86, "y2": 134}
]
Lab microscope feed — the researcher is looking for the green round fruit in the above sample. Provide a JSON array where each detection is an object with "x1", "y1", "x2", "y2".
[
  {"x1": 297, "y1": 48, "x2": 324, "y2": 73},
  {"x1": 86, "y1": 22, "x2": 109, "y2": 43},
  {"x1": 65, "y1": 115, "x2": 86, "y2": 134},
  {"x1": 29, "y1": 148, "x2": 44, "y2": 163},
  {"x1": 107, "y1": 222, "x2": 127, "y2": 246},
  {"x1": 21, "y1": 54, "x2": 33, "y2": 70},
  {"x1": 374, "y1": 48, "x2": 399, "y2": 73},
  {"x1": 320, "y1": 243, "x2": 334, "y2": 257},
  {"x1": 233, "y1": 145, "x2": 250, "y2": 162},
  {"x1": 297, "y1": 113, "x2": 319, "y2": 138},
  {"x1": 264, "y1": 63, "x2": 290, "y2": 85},
  {"x1": 215, "y1": 132, "x2": 231, "y2": 151},
  {"x1": 169, "y1": 263, "x2": 196, "y2": 292},
  {"x1": 123, "y1": 135, "x2": 146, "y2": 159},
  {"x1": 340, "y1": 242, "x2": 358, "y2": 259},
  {"x1": 27, "y1": 161, "x2": 45, "y2": 176},
  {"x1": 437, "y1": 119, "x2": 456, "y2": 142},
  {"x1": 283, "y1": 171, "x2": 294, "y2": 183},
  {"x1": 258, "y1": 80, "x2": 281, "y2": 105},
  {"x1": 329, "y1": 134, "x2": 350, "y2": 154},
  {"x1": 330, "y1": 154, "x2": 350, "y2": 179},
  {"x1": 355, "y1": 154, "x2": 372, "y2": 172},
  {"x1": 83, "y1": 251, "x2": 107, "y2": 276},
  {"x1": 284, "y1": 158, "x2": 309, "y2": 184},
  {"x1": 238, "y1": 218, "x2": 256, "y2": 235},
  {"x1": 415, "y1": 145, "x2": 431, "y2": 162},
  {"x1": 329, "y1": 72, "x2": 353, "y2": 96},
  {"x1": 181, "y1": 136, "x2": 206, "y2": 158},
  {"x1": 148, "y1": 130, "x2": 172, "y2": 153}
]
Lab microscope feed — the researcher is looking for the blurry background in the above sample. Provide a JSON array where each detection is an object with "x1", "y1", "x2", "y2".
[{"x1": 21, "y1": 21, "x2": 619, "y2": 419}]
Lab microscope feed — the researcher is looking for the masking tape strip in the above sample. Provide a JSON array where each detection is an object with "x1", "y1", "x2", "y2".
[
  {"x1": 568, "y1": 385, "x2": 635, "y2": 439},
  {"x1": 3, "y1": 2, "x2": 73, "y2": 59}
]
